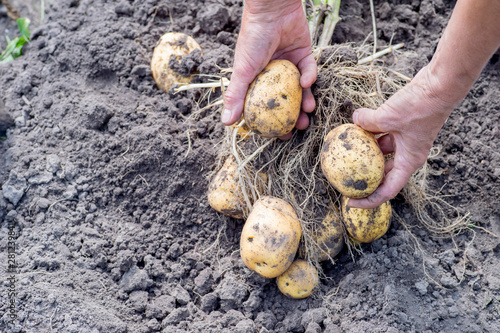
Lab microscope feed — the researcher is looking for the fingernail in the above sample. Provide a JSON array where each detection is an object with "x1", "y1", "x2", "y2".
[
  {"x1": 221, "y1": 109, "x2": 232, "y2": 124},
  {"x1": 352, "y1": 111, "x2": 359, "y2": 124}
]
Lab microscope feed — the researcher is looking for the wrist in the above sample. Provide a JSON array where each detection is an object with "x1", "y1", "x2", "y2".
[
  {"x1": 426, "y1": 52, "x2": 476, "y2": 108},
  {"x1": 408, "y1": 65, "x2": 456, "y2": 121}
]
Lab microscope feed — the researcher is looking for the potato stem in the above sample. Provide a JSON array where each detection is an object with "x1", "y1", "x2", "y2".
[
  {"x1": 357, "y1": 43, "x2": 404, "y2": 65},
  {"x1": 175, "y1": 77, "x2": 230, "y2": 93},
  {"x1": 317, "y1": 0, "x2": 341, "y2": 48}
]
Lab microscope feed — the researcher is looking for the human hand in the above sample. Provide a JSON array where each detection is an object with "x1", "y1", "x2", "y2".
[
  {"x1": 347, "y1": 0, "x2": 500, "y2": 209},
  {"x1": 221, "y1": 0, "x2": 317, "y2": 140},
  {"x1": 347, "y1": 66, "x2": 456, "y2": 209}
]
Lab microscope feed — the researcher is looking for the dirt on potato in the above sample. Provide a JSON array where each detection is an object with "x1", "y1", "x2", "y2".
[{"x1": 0, "y1": 0, "x2": 499, "y2": 333}]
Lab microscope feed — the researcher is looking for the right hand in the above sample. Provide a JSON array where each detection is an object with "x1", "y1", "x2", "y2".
[{"x1": 222, "y1": 0, "x2": 317, "y2": 140}]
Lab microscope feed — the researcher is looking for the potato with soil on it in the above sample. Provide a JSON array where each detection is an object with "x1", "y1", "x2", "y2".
[
  {"x1": 240, "y1": 196, "x2": 301, "y2": 278},
  {"x1": 341, "y1": 196, "x2": 392, "y2": 243},
  {"x1": 151, "y1": 32, "x2": 201, "y2": 92},
  {"x1": 207, "y1": 156, "x2": 246, "y2": 219},
  {"x1": 276, "y1": 259, "x2": 319, "y2": 299},
  {"x1": 299, "y1": 207, "x2": 344, "y2": 262},
  {"x1": 320, "y1": 123, "x2": 385, "y2": 198},
  {"x1": 243, "y1": 60, "x2": 302, "y2": 138}
]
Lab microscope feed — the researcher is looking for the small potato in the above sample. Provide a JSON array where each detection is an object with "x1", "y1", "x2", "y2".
[
  {"x1": 151, "y1": 32, "x2": 201, "y2": 92},
  {"x1": 299, "y1": 208, "x2": 344, "y2": 262},
  {"x1": 207, "y1": 156, "x2": 246, "y2": 219},
  {"x1": 240, "y1": 196, "x2": 301, "y2": 278},
  {"x1": 243, "y1": 60, "x2": 302, "y2": 138},
  {"x1": 341, "y1": 196, "x2": 391, "y2": 243},
  {"x1": 320, "y1": 123, "x2": 385, "y2": 198},
  {"x1": 277, "y1": 260, "x2": 319, "y2": 299}
]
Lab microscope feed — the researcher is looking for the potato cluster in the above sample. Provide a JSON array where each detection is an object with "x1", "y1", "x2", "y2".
[
  {"x1": 206, "y1": 62, "x2": 394, "y2": 299},
  {"x1": 207, "y1": 168, "x2": 320, "y2": 297},
  {"x1": 207, "y1": 166, "x2": 320, "y2": 298},
  {"x1": 321, "y1": 123, "x2": 392, "y2": 244}
]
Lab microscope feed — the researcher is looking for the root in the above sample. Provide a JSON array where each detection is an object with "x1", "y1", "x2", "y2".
[{"x1": 403, "y1": 147, "x2": 472, "y2": 237}]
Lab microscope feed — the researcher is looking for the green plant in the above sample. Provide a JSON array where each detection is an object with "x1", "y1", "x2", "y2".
[
  {"x1": 0, "y1": 17, "x2": 31, "y2": 63},
  {"x1": 303, "y1": 0, "x2": 341, "y2": 47}
]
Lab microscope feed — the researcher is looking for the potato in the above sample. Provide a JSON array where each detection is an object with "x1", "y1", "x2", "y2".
[
  {"x1": 341, "y1": 196, "x2": 391, "y2": 243},
  {"x1": 320, "y1": 123, "x2": 385, "y2": 198},
  {"x1": 151, "y1": 32, "x2": 201, "y2": 92},
  {"x1": 276, "y1": 260, "x2": 319, "y2": 299},
  {"x1": 299, "y1": 208, "x2": 344, "y2": 262},
  {"x1": 207, "y1": 156, "x2": 246, "y2": 219},
  {"x1": 243, "y1": 60, "x2": 302, "y2": 138},
  {"x1": 240, "y1": 196, "x2": 301, "y2": 278}
]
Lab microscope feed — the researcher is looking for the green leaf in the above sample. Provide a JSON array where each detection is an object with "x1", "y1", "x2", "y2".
[
  {"x1": 0, "y1": 18, "x2": 31, "y2": 63},
  {"x1": 16, "y1": 18, "x2": 31, "y2": 41},
  {"x1": 0, "y1": 38, "x2": 19, "y2": 62},
  {"x1": 0, "y1": 54, "x2": 14, "y2": 63}
]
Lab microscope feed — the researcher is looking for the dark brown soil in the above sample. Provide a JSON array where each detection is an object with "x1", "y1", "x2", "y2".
[{"x1": 1, "y1": 0, "x2": 499, "y2": 332}]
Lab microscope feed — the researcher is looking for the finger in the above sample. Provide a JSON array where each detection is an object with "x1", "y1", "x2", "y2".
[
  {"x1": 302, "y1": 87, "x2": 315, "y2": 113},
  {"x1": 279, "y1": 132, "x2": 293, "y2": 141},
  {"x1": 352, "y1": 108, "x2": 386, "y2": 133},
  {"x1": 223, "y1": 29, "x2": 275, "y2": 126},
  {"x1": 296, "y1": 52, "x2": 317, "y2": 89},
  {"x1": 347, "y1": 164, "x2": 412, "y2": 209},
  {"x1": 295, "y1": 111, "x2": 309, "y2": 130},
  {"x1": 377, "y1": 133, "x2": 394, "y2": 155},
  {"x1": 222, "y1": 66, "x2": 255, "y2": 125}
]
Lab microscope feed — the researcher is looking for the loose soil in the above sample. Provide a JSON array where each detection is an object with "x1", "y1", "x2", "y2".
[{"x1": 1, "y1": 0, "x2": 499, "y2": 332}]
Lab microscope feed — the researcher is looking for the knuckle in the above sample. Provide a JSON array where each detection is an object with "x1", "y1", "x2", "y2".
[{"x1": 377, "y1": 103, "x2": 401, "y2": 131}]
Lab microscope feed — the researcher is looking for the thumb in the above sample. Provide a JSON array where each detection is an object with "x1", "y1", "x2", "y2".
[
  {"x1": 222, "y1": 68, "x2": 255, "y2": 125},
  {"x1": 352, "y1": 107, "x2": 387, "y2": 133}
]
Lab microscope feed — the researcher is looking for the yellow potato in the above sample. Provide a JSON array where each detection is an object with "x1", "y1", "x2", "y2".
[
  {"x1": 243, "y1": 60, "x2": 302, "y2": 138},
  {"x1": 299, "y1": 208, "x2": 344, "y2": 262},
  {"x1": 240, "y1": 196, "x2": 301, "y2": 278},
  {"x1": 207, "y1": 156, "x2": 246, "y2": 219},
  {"x1": 320, "y1": 123, "x2": 385, "y2": 198},
  {"x1": 341, "y1": 196, "x2": 392, "y2": 243},
  {"x1": 151, "y1": 32, "x2": 201, "y2": 92},
  {"x1": 277, "y1": 260, "x2": 318, "y2": 299}
]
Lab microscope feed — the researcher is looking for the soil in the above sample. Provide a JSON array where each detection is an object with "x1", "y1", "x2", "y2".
[{"x1": 1, "y1": 0, "x2": 499, "y2": 332}]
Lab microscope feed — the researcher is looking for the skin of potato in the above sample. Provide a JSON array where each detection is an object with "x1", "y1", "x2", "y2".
[
  {"x1": 240, "y1": 196, "x2": 301, "y2": 278},
  {"x1": 276, "y1": 259, "x2": 319, "y2": 299},
  {"x1": 207, "y1": 157, "x2": 246, "y2": 219},
  {"x1": 341, "y1": 196, "x2": 392, "y2": 243},
  {"x1": 299, "y1": 208, "x2": 344, "y2": 262},
  {"x1": 151, "y1": 32, "x2": 201, "y2": 92},
  {"x1": 320, "y1": 123, "x2": 385, "y2": 198},
  {"x1": 243, "y1": 60, "x2": 302, "y2": 138}
]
